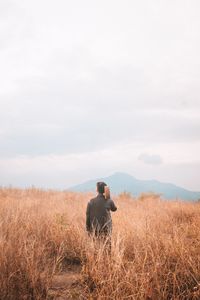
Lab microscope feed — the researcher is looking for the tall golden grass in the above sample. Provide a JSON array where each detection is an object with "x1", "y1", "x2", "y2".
[{"x1": 0, "y1": 188, "x2": 200, "y2": 299}]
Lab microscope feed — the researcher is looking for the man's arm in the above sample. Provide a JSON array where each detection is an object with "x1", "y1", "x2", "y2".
[
  {"x1": 86, "y1": 202, "x2": 91, "y2": 232},
  {"x1": 110, "y1": 199, "x2": 117, "y2": 212}
]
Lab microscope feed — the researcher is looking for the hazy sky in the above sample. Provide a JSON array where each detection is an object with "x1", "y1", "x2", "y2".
[{"x1": 1, "y1": 0, "x2": 200, "y2": 190}]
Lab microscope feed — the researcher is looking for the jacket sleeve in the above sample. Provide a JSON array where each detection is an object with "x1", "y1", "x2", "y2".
[
  {"x1": 86, "y1": 202, "x2": 91, "y2": 232},
  {"x1": 110, "y1": 199, "x2": 117, "y2": 212}
]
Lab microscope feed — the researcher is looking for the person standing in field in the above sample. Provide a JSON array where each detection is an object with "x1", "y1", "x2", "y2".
[{"x1": 86, "y1": 182, "x2": 117, "y2": 252}]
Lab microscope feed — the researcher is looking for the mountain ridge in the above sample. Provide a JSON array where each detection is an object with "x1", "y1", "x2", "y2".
[{"x1": 68, "y1": 172, "x2": 200, "y2": 201}]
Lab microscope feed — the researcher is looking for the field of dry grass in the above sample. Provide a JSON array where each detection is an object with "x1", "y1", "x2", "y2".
[{"x1": 0, "y1": 188, "x2": 200, "y2": 299}]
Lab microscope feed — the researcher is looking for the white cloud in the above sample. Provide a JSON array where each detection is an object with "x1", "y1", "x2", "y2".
[
  {"x1": 0, "y1": 140, "x2": 200, "y2": 189},
  {"x1": 0, "y1": 0, "x2": 200, "y2": 189},
  {"x1": 138, "y1": 153, "x2": 163, "y2": 165}
]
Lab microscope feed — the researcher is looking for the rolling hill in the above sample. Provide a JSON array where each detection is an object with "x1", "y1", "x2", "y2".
[{"x1": 69, "y1": 172, "x2": 200, "y2": 201}]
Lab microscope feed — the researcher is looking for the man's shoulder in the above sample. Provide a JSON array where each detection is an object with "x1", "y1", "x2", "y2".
[
  {"x1": 89, "y1": 195, "x2": 101, "y2": 205},
  {"x1": 88, "y1": 197, "x2": 95, "y2": 204}
]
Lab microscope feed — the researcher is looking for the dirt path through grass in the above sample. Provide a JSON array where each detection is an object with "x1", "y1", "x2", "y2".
[{"x1": 48, "y1": 264, "x2": 83, "y2": 299}]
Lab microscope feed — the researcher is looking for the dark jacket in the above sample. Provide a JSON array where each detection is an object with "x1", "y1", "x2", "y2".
[{"x1": 86, "y1": 193, "x2": 117, "y2": 235}]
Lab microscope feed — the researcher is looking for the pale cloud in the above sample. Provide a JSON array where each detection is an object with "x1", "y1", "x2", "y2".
[
  {"x1": 0, "y1": 0, "x2": 200, "y2": 189},
  {"x1": 0, "y1": 141, "x2": 200, "y2": 190},
  {"x1": 138, "y1": 153, "x2": 163, "y2": 165}
]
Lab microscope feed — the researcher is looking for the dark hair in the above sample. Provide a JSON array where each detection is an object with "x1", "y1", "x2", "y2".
[{"x1": 97, "y1": 182, "x2": 107, "y2": 194}]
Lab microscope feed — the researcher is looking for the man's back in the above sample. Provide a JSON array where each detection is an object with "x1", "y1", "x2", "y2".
[{"x1": 86, "y1": 193, "x2": 117, "y2": 235}]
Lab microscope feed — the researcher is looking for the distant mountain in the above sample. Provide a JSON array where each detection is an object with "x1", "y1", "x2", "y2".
[{"x1": 69, "y1": 172, "x2": 200, "y2": 201}]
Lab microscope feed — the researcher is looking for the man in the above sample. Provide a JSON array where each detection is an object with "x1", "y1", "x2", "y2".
[{"x1": 86, "y1": 182, "x2": 117, "y2": 252}]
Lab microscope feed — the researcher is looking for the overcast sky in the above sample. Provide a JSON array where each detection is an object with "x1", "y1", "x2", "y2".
[{"x1": 0, "y1": 0, "x2": 200, "y2": 190}]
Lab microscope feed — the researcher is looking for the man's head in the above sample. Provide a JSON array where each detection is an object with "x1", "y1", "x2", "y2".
[{"x1": 96, "y1": 182, "x2": 107, "y2": 194}]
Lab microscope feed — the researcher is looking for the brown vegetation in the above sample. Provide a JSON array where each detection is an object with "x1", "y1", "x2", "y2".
[{"x1": 0, "y1": 188, "x2": 200, "y2": 299}]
